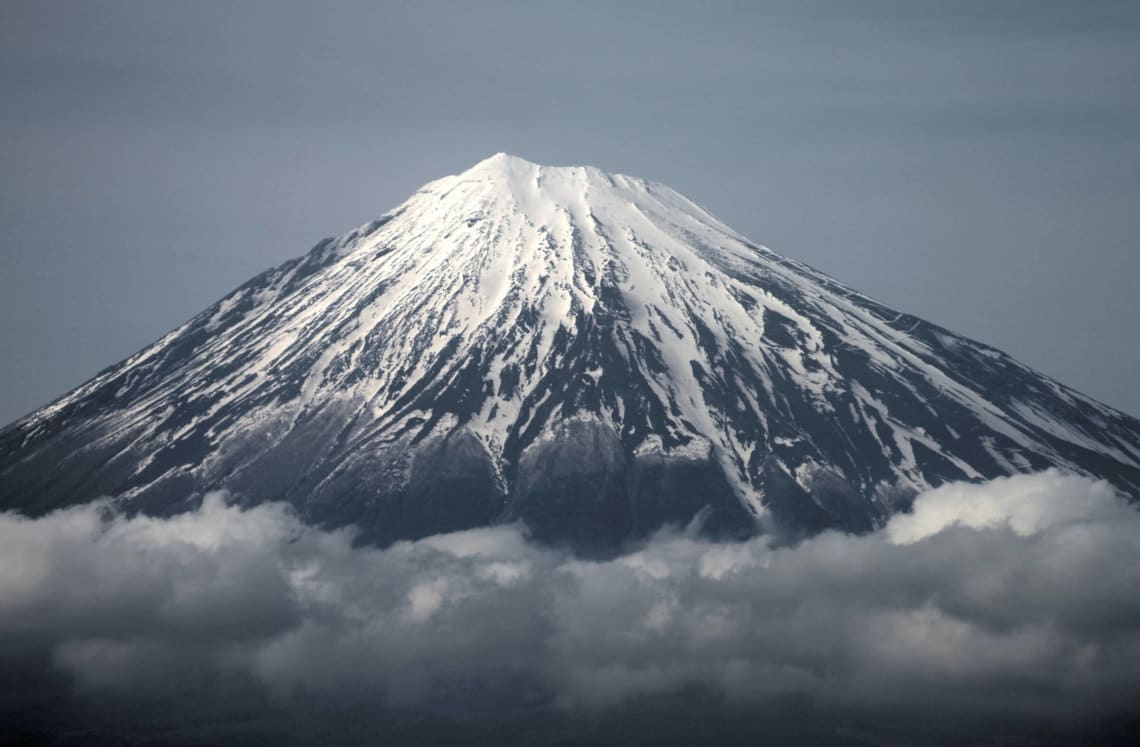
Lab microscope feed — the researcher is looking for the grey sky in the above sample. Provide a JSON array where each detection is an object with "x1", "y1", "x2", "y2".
[{"x1": 2, "y1": 0, "x2": 1138, "y2": 424}]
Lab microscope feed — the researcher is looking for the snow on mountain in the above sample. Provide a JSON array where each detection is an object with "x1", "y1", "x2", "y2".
[{"x1": 3, "y1": 153, "x2": 1139, "y2": 550}]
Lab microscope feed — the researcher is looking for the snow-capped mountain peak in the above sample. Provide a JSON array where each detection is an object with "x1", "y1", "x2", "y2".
[{"x1": 3, "y1": 155, "x2": 1138, "y2": 550}]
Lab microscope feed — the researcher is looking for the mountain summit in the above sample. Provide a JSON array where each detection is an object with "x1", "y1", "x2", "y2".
[{"x1": 3, "y1": 154, "x2": 1139, "y2": 550}]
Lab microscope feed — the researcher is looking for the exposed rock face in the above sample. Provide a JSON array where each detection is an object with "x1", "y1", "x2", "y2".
[{"x1": 2, "y1": 154, "x2": 1139, "y2": 551}]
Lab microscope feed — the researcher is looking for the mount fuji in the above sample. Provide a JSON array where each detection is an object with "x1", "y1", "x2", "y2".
[{"x1": 3, "y1": 153, "x2": 1139, "y2": 552}]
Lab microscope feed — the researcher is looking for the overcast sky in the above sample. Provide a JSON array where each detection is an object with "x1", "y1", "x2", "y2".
[{"x1": 2, "y1": 0, "x2": 1139, "y2": 424}]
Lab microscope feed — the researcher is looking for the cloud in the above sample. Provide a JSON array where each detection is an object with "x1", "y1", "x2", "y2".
[
  {"x1": 1, "y1": 471, "x2": 1139, "y2": 742},
  {"x1": 886, "y1": 470, "x2": 1132, "y2": 542}
]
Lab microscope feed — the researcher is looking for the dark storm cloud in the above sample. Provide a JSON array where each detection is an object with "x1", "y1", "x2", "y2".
[
  {"x1": 2, "y1": 471, "x2": 1139, "y2": 741},
  {"x1": 2, "y1": 1, "x2": 1140, "y2": 425}
]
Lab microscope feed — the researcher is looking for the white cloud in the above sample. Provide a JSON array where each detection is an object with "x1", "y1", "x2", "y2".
[
  {"x1": 886, "y1": 469, "x2": 1129, "y2": 542},
  {"x1": 1, "y1": 472, "x2": 1138, "y2": 740}
]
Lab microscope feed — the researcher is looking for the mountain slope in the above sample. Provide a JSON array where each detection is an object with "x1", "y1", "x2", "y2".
[{"x1": 3, "y1": 153, "x2": 1139, "y2": 550}]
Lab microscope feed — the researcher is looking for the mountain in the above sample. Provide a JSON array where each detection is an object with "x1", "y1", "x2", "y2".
[{"x1": 3, "y1": 153, "x2": 1139, "y2": 552}]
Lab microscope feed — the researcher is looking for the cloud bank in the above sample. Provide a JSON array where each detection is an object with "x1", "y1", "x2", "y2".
[{"x1": 2, "y1": 470, "x2": 1139, "y2": 742}]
